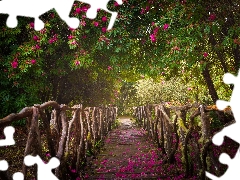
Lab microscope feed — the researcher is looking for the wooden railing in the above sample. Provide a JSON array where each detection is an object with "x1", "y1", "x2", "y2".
[
  {"x1": 0, "y1": 101, "x2": 118, "y2": 179},
  {"x1": 133, "y1": 103, "x2": 233, "y2": 179}
]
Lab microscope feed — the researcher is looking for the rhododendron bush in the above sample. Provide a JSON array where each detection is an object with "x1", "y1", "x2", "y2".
[{"x1": 0, "y1": 0, "x2": 239, "y2": 119}]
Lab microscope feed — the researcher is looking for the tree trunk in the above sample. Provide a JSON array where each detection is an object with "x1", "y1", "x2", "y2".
[{"x1": 201, "y1": 64, "x2": 219, "y2": 103}]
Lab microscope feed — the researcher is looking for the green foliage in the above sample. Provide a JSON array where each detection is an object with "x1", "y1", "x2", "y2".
[
  {"x1": 111, "y1": 119, "x2": 121, "y2": 129},
  {"x1": 1, "y1": 0, "x2": 239, "y2": 120},
  {"x1": 118, "y1": 76, "x2": 214, "y2": 115}
]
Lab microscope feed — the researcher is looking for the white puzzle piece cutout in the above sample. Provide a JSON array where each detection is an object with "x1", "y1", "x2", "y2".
[
  {"x1": 206, "y1": 69, "x2": 240, "y2": 179},
  {"x1": 0, "y1": 159, "x2": 8, "y2": 171},
  {"x1": 0, "y1": 0, "x2": 79, "y2": 31},
  {"x1": 0, "y1": 0, "x2": 122, "y2": 31},
  {"x1": 206, "y1": 147, "x2": 240, "y2": 179},
  {"x1": 0, "y1": 126, "x2": 15, "y2": 146},
  {"x1": 24, "y1": 155, "x2": 60, "y2": 180}
]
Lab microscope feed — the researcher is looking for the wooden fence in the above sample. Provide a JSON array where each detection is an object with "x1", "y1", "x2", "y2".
[
  {"x1": 133, "y1": 103, "x2": 233, "y2": 179},
  {"x1": 0, "y1": 101, "x2": 118, "y2": 179}
]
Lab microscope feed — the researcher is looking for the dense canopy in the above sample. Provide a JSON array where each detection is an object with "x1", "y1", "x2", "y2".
[{"x1": 0, "y1": 0, "x2": 239, "y2": 116}]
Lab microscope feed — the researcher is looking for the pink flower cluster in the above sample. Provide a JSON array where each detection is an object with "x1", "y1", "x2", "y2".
[
  {"x1": 74, "y1": 6, "x2": 88, "y2": 15},
  {"x1": 75, "y1": 60, "x2": 80, "y2": 66},
  {"x1": 11, "y1": 61, "x2": 18, "y2": 68},
  {"x1": 208, "y1": 13, "x2": 216, "y2": 21},
  {"x1": 49, "y1": 34, "x2": 58, "y2": 44},
  {"x1": 150, "y1": 26, "x2": 160, "y2": 43},
  {"x1": 163, "y1": 23, "x2": 169, "y2": 31},
  {"x1": 141, "y1": 6, "x2": 150, "y2": 14},
  {"x1": 203, "y1": 52, "x2": 208, "y2": 57}
]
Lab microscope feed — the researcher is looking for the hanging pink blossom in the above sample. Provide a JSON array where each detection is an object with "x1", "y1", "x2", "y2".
[
  {"x1": 31, "y1": 59, "x2": 36, "y2": 64},
  {"x1": 150, "y1": 34, "x2": 156, "y2": 42},
  {"x1": 107, "y1": 66, "x2": 112, "y2": 70},
  {"x1": 75, "y1": 8, "x2": 81, "y2": 14},
  {"x1": 80, "y1": 21, "x2": 86, "y2": 26},
  {"x1": 29, "y1": 22, "x2": 34, "y2": 29},
  {"x1": 163, "y1": 24, "x2": 169, "y2": 30},
  {"x1": 102, "y1": 27, "x2": 107, "y2": 33},
  {"x1": 49, "y1": 39, "x2": 54, "y2": 44},
  {"x1": 140, "y1": 8, "x2": 145, "y2": 14},
  {"x1": 75, "y1": 60, "x2": 80, "y2": 66},
  {"x1": 114, "y1": 2, "x2": 119, "y2": 6},
  {"x1": 102, "y1": 16, "x2": 108, "y2": 22},
  {"x1": 203, "y1": 52, "x2": 208, "y2": 57},
  {"x1": 69, "y1": 27, "x2": 75, "y2": 31},
  {"x1": 93, "y1": 21, "x2": 99, "y2": 27},
  {"x1": 145, "y1": 6, "x2": 150, "y2": 12},
  {"x1": 33, "y1": 35, "x2": 39, "y2": 41},
  {"x1": 153, "y1": 27, "x2": 160, "y2": 34},
  {"x1": 40, "y1": 28, "x2": 46, "y2": 34},
  {"x1": 208, "y1": 13, "x2": 216, "y2": 21},
  {"x1": 82, "y1": 6, "x2": 88, "y2": 12},
  {"x1": 68, "y1": 35, "x2": 73, "y2": 40},
  {"x1": 71, "y1": 40, "x2": 77, "y2": 45},
  {"x1": 11, "y1": 61, "x2": 18, "y2": 68},
  {"x1": 35, "y1": 44, "x2": 40, "y2": 49}
]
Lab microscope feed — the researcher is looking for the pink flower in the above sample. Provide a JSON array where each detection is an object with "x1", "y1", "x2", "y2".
[
  {"x1": 69, "y1": 27, "x2": 75, "y2": 31},
  {"x1": 68, "y1": 35, "x2": 73, "y2": 40},
  {"x1": 102, "y1": 27, "x2": 107, "y2": 33},
  {"x1": 163, "y1": 24, "x2": 169, "y2": 30},
  {"x1": 151, "y1": 22, "x2": 155, "y2": 26},
  {"x1": 40, "y1": 28, "x2": 46, "y2": 34},
  {"x1": 114, "y1": 2, "x2": 119, "y2": 6},
  {"x1": 46, "y1": 153, "x2": 51, "y2": 157},
  {"x1": 49, "y1": 39, "x2": 54, "y2": 44},
  {"x1": 150, "y1": 34, "x2": 156, "y2": 42},
  {"x1": 80, "y1": 21, "x2": 86, "y2": 26},
  {"x1": 75, "y1": 60, "x2": 80, "y2": 66},
  {"x1": 31, "y1": 59, "x2": 36, "y2": 64},
  {"x1": 71, "y1": 169, "x2": 76, "y2": 173},
  {"x1": 82, "y1": 6, "x2": 88, "y2": 12},
  {"x1": 35, "y1": 44, "x2": 40, "y2": 49},
  {"x1": 102, "y1": 16, "x2": 108, "y2": 22},
  {"x1": 33, "y1": 35, "x2": 39, "y2": 41},
  {"x1": 140, "y1": 8, "x2": 145, "y2": 14},
  {"x1": 75, "y1": 8, "x2": 81, "y2": 14},
  {"x1": 187, "y1": 87, "x2": 192, "y2": 91},
  {"x1": 209, "y1": 13, "x2": 216, "y2": 21},
  {"x1": 153, "y1": 27, "x2": 160, "y2": 34},
  {"x1": 11, "y1": 61, "x2": 18, "y2": 68},
  {"x1": 71, "y1": 40, "x2": 77, "y2": 45},
  {"x1": 93, "y1": 21, "x2": 99, "y2": 27},
  {"x1": 82, "y1": 35, "x2": 87, "y2": 39},
  {"x1": 107, "y1": 66, "x2": 112, "y2": 70},
  {"x1": 203, "y1": 52, "x2": 208, "y2": 57},
  {"x1": 29, "y1": 22, "x2": 34, "y2": 28}
]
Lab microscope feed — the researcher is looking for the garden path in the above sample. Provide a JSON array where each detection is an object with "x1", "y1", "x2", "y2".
[{"x1": 85, "y1": 116, "x2": 186, "y2": 179}]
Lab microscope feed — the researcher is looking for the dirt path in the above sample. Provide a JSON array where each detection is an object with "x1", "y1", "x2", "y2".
[{"x1": 85, "y1": 116, "x2": 186, "y2": 179}]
